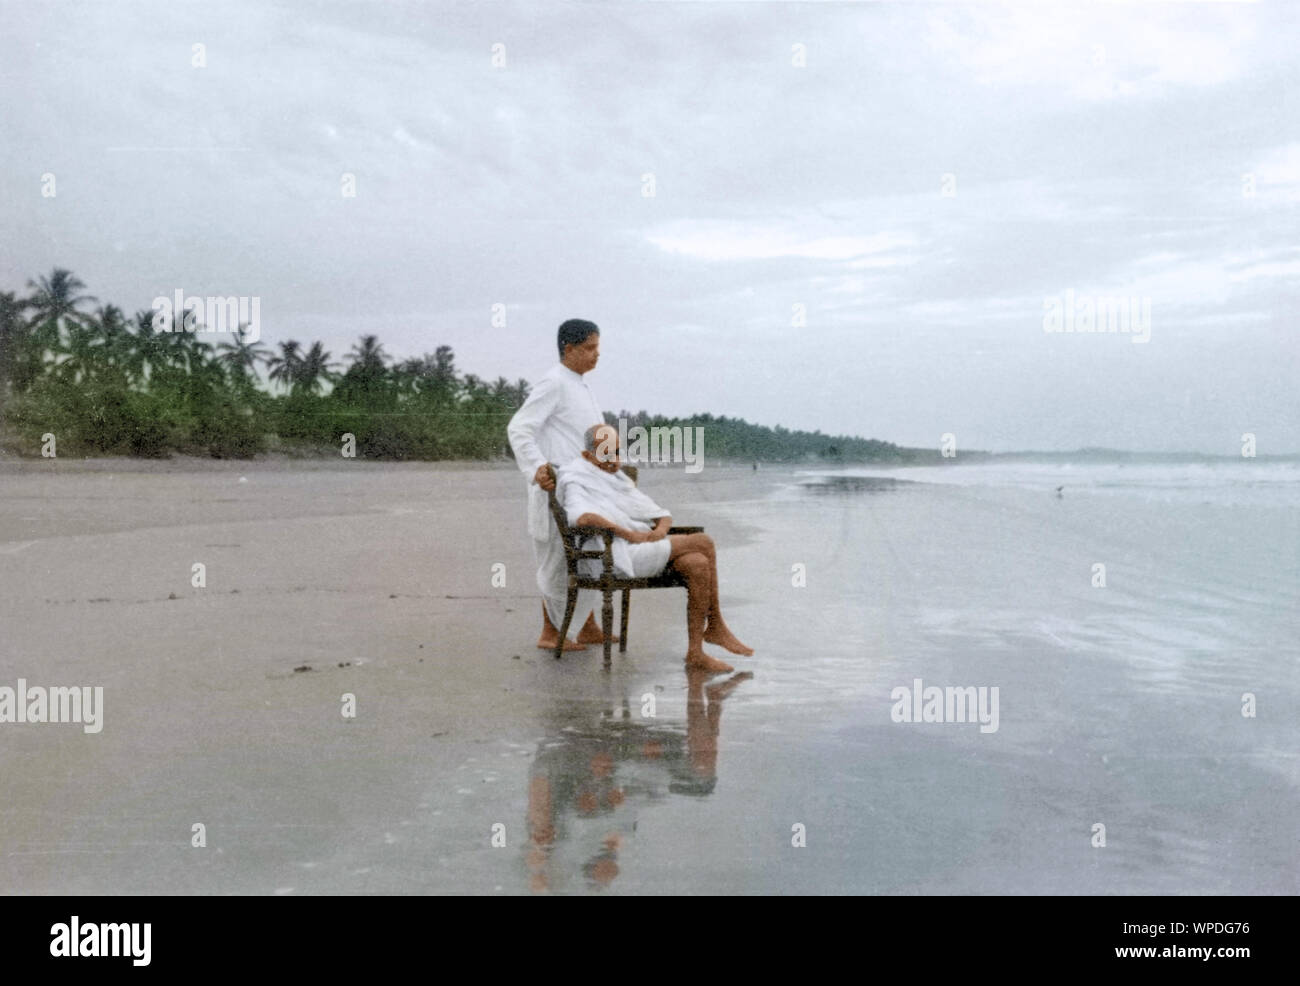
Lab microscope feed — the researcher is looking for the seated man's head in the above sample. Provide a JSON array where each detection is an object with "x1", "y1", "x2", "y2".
[
  {"x1": 582, "y1": 423, "x2": 621, "y2": 473},
  {"x1": 557, "y1": 319, "x2": 600, "y2": 374}
]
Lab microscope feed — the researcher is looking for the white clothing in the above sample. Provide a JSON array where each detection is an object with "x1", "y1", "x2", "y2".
[
  {"x1": 623, "y1": 539, "x2": 673, "y2": 578},
  {"x1": 556, "y1": 454, "x2": 672, "y2": 580},
  {"x1": 506, "y1": 363, "x2": 604, "y2": 628}
]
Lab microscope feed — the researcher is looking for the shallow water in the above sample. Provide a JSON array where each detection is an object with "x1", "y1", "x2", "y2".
[{"x1": 486, "y1": 466, "x2": 1300, "y2": 893}]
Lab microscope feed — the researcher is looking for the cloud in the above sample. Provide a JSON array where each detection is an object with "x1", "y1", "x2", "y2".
[
  {"x1": 1251, "y1": 142, "x2": 1300, "y2": 203},
  {"x1": 925, "y1": 2, "x2": 1254, "y2": 102},
  {"x1": 646, "y1": 221, "x2": 916, "y2": 263}
]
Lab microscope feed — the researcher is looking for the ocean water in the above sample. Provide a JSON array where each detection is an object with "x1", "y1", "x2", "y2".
[
  {"x1": 793, "y1": 457, "x2": 1300, "y2": 507},
  {"x1": 564, "y1": 458, "x2": 1300, "y2": 893}
]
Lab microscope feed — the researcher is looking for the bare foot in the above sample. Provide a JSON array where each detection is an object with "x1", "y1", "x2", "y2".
[
  {"x1": 685, "y1": 650, "x2": 734, "y2": 674},
  {"x1": 703, "y1": 627, "x2": 754, "y2": 657},
  {"x1": 538, "y1": 637, "x2": 587, "y2": 652}
]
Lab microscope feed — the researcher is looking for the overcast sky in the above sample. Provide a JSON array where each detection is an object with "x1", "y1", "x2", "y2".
[{"x1": 2, "y1": 0, "x2": 1296, "y2": 453}]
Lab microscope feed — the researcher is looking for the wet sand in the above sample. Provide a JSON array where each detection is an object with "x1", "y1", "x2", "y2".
[{"x1": 0, "y1": 457, "x2": 1295, "y2": 894}]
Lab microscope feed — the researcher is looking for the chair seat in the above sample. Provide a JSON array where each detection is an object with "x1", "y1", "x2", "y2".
[{"x1": 572, "y1": 570, "x2": 686, "y2": 591}]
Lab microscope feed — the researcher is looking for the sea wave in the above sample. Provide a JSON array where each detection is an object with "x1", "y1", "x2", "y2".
[{"x1": 795, "y1": 459, "x2": 1300, "y2": 506}]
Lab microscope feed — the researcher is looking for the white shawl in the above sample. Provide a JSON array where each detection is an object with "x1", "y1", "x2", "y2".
[{"x1": 556, "y1": 456, "x2": 669, "y2": 576}]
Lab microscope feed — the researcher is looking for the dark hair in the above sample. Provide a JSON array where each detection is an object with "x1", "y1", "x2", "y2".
[{"x1": 557, "y1": 319, "x2": 600, "y2": 360}]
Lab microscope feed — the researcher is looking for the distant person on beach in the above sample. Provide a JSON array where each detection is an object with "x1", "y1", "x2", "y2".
[
  {"x1": 556, "y1": 423, "x2": 754, "y2": 674},
  {"x1": 507, "y1": 319, "x2": 612, "y2": 652}
]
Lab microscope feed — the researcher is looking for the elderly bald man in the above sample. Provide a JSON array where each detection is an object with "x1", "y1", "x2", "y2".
[{"x1": 556, "y1": 423, "x2": 753, "y2": 674}]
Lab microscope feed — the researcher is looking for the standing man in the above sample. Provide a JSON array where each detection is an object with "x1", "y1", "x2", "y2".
[{"x1": 507, "y1": 319, "x2": 612, "y2": 652}]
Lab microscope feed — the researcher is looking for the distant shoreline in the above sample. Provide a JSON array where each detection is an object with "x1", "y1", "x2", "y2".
[{"x1": 2, "y1": 447, "x2": 1294, "y2": 473}]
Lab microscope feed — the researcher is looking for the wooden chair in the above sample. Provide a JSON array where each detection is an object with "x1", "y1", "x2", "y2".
[{"x1": 545, "y1": 463, "x2": 703, "y2": 667}]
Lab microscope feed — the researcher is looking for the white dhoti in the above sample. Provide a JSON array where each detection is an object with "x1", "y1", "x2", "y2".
[
  {"x1": 620, "y1": 539, "x2": 672, "y2": 579},
  {"x1": 527, "y1": 482, "x2": 598, "y2": 630}
]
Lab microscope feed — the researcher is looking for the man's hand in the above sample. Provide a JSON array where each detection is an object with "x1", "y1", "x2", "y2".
[
  {"x1": 533, "y1": 464, "x2": 556, "y2": 492},
  {"x1": 644, "y1": 518, "x2": 671, "y2": 542},
  {"x1": 621, "y1": 529, "x2": 650, "y2": 544}
]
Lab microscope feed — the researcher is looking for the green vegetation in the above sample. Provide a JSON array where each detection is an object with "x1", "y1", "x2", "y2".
[
  {"x1": 0, "y1": 269, "x2": 526, "y2": 459},
  {"x1": 1, "y1": 268, "x2": 927, "y2": 463}
]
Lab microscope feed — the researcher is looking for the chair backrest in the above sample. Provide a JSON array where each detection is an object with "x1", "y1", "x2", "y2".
[{"x1": 543, "y1": 465, "x2": 577, "y2": 562}]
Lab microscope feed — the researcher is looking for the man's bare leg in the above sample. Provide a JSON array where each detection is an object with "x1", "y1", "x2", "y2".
[
  {"x1": 674, "y1": 551, "x2": 732, "y2": 674},
  {"x1": 536, "y1": 601, "x2": 587, "y2": 651},
  {"x1": 667, "y1": 533, "x2": 753, "y2": 656}
]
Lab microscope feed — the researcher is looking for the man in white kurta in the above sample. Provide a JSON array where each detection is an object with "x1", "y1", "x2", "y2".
[{"x1": 506, "y1": 320, "x2": 609, "y2": 650}]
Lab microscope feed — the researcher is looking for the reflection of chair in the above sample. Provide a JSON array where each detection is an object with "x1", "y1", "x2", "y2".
[{"x1": 545, "y1": 463, "x2": 703, "y2": 667}]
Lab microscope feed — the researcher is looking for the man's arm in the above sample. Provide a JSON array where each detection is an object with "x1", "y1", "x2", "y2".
[
  {"x1": 573, "y1": 512, "x2": 654, "y2": 544},
  {"x1": 644, "y1": 516, "x2": 672, "y2": 542},
  {"x1": 506, "y1": 376, "x2": 560, "y2": 489}
]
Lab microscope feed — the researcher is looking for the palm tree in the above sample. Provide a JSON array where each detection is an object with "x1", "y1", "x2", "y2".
[
  {"x1": 159, "y1": 318, "x2": 205, "y2": 373},
  {"x1": 347, "y1": 334, "x2": 388, "y2": 376},
  {"x1": 394, "y1": 345, "x2": 459, "y2": 402},
  {"x1": 431, "y1": 345, "x2": 456, "y2": 388},
  {"x1": 392, "y1": 356, "x2": 423, "y2": 398},
  {"x1": 26, "y1": 269, "x2": 95, "y2": 353},
  {"x1": 216, "y1": 325, "x2": 270, "y2": 391},
  {"x1": 296, "y1": 341, "x2": 338, "y2": 395},
  {"x1": 336, "y1": 333, "x2": 391, "y2": 405},
  {"x1": 488, "y1": 375, "x2": 528, "y2": 411},
  {"x1": 266, "y1": 340, "x2": 303, "y2": 393}
]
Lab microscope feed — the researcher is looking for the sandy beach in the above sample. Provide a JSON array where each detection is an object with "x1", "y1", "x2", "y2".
[{"x1": 1, "y1": 456, "x2": 1296, "y2": 894}]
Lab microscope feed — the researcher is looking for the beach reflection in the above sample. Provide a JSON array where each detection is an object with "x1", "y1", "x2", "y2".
[{"x1": 525, "y1": 670, "x2": 751, "y2": 893}]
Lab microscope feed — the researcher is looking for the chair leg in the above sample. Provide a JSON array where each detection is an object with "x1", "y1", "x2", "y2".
[
  {"x1": 602, "y1": 590, "x2": 614, "y2": 668},
  {"x1": 555, "y1": 590, "x2": 578, "y2": 661},
  {"x1": 619, "y1": 588, "x2": 630, "y2": 653}
]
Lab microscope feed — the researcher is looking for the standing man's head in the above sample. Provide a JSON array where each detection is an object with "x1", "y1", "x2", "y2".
[{"x1": 558, "y1": 319, "x2": 600, "y2": 375}]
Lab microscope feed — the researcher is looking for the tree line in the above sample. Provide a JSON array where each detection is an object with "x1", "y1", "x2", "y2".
[
  {"x1": 0, "y1": 269, "x2": 923, "y2": 463},
  {"x1": 0, "y1": 269, "x2": 527, "y2": 458}
]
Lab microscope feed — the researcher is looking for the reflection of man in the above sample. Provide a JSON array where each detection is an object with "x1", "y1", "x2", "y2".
[
  {"x1": 523, "y1": 675, "x2": 750, "y2": 892},
  {"x1": 674, "y1": 670, "x2": 751, "y2": 796},
  {"x1": 525, "y1": 736, "x2": 635, "y2": 894},
  {"x1": 556, "y1": 423, "x2": 754, "y2": 674},
  {"x1": 506, "y1": 320, "x2": 613, "y2": 652}
]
